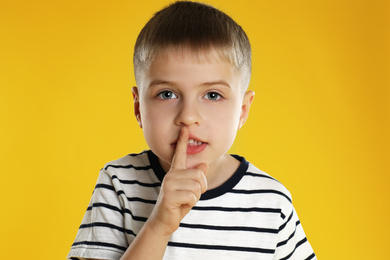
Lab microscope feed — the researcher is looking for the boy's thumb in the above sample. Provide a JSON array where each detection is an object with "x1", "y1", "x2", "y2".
[{"x1": 196, "y1": 162, "x2": 208, "y2": 176}]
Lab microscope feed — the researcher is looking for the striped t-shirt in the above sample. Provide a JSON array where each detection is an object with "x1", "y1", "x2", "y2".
[{"x1": 68, "y1": 150, "x2": 316, "y2": 260}]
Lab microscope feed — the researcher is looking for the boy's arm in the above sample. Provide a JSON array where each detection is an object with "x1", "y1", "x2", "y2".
[
  {"x1": 120, "y1": 127, "x2": 208, "y2": 260},
  {"x1": 274, "y1": 205, "x2": 316, "y2": 259}
]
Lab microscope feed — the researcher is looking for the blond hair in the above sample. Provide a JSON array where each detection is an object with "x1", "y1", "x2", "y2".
[{"x1": 133, "y1": 1, "x2": 252, "y2": 93}]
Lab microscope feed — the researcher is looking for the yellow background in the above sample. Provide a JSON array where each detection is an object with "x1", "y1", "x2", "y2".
[{"x1": 1, "y1": 0, "x2": 389, "y2": 259}]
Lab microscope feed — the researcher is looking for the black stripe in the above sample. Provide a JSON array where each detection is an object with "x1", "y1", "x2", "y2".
[
  {"x1": 79, "y1": 222, "x2": 136, "y2": 236},
  {"x1": 94, "y1": 184, "x2": 157, "y2": 205},
  {"x1": 127, "y1": 151, "x2": 148, "y2": 157},
  {"x1": 117, "y1": 190, "x2": 156, "y2": 204},
  {"x1": 229, "y1": 189, "x2": 292, "y2": 203},
  {"x1": 87, "y1": 203, "x2": 148, "y2": 222},
  {"x1": 123, "y1": 208, "x2": 148, "y2": 222},
  {"x1": 179, "y1": 222, "x2": 278, "y2": 234},
  {"x1": 191, "y1": 206, "x2": 285, "y2": 219},
  {"x1": 112, "y1": 175, "x2": 160, "y2": 187},
  {"x1": 277, "y1": 220, "x2": 301, "y2": 247},
  {"x1": 305, "y1": 253, "x2": 316, "y2": 260},
  {"x1": 72, "y1": 241, "x2": 127, "y2": 252},
  {"x1": 279, "y1": 237, "x2": 308, "y2": 260},
  {"x1": 244, "y1": 172, "x2": 280, "y2": 182},
  {"x1": 104, "y1": 164, "x2": 152, "y2": 171},
  {"x1": 125, "y1": 195, "x2": 157, "y2": 204},
  {"x1": 95, "y1": 183, "x2": 115, "y2": 191},
  {"x1": 279, "y1": 211, "x2": 294, "y2": 231},
  {"x1": 168, "y1": 241, "x2": 275, "y2": 254},
  {"x1": 88, "y1": 202, "x2": 123, "y2": 214}
]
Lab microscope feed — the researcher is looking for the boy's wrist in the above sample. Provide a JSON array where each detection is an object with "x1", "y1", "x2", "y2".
[
  {"x1": 143, "y1": 218, "x2": 173, "y2": 240},
  {"x1": 120, "y1": 215, "x2": 172, "y2": 260}
]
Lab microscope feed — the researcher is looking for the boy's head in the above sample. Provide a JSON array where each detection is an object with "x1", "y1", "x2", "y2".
[
  {"x1": 133, "y1": 1, "x2": 251, "y2": 94},
  {"x1": 132, "y1": 1, "x2": 254, "y2": 172}
]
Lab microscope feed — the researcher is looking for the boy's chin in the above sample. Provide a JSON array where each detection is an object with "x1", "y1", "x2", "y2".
[{"x1": 184, "y1": 157, "x2": 207, "y2": 169}]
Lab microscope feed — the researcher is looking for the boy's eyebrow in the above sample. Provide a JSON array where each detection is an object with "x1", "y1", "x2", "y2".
[
  {"x1": 148, "y1": 80, "x2": 231, "y2": 89},
  {"x1": 149, "y1": 80, "x2": 177, "y2": 88},
  {"x1": 200, "y1": 80, "x2": 231, "y2": 89}
]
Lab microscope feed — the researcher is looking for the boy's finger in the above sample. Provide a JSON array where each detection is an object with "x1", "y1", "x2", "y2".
[
  {"x1": 195, "y1": 163, "x2": 208, "y2": 193},
  {"x1": 171, "y1": 127, "x2": 189, "y2": 170},
  {"x1": 195, "y1": 163, "x2": 208, "y2": 177}
]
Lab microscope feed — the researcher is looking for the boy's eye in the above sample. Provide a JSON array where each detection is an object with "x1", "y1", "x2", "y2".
[
  {"x1": 204, "y1": 92, "x2": 222, "y2": 101},
  {"x1": 157, "y1": 91, "x2": 178, "y2": 100}
]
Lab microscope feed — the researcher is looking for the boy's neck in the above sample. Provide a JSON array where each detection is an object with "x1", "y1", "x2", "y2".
[
  {"x1": 157, "y1": 153, "x2": 241, "y2": 190},
  {"x1": 206, "y1": 154, "x2": 241, "y2": 190}
]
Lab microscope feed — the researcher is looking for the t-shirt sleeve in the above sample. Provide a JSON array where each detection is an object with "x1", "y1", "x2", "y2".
[
  {"x1": 67, "y1": 169, "x2": 129, "y2": 260},
  {"x1": 274, "y1": 204, "x2": 316, "y2": 260}
]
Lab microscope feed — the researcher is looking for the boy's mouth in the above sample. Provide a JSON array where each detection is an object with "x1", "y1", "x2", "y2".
[
  {"x1": 187, "y1": 138, "x2": 204, "y2": 146},
  {"x1": 171, "y1": 138, "x2": 205, "y2": 147},
  {"x1": 171, "y1": 136, "x2": 207, "y2": 154}
]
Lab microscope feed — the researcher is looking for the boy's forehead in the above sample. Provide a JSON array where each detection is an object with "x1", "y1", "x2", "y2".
[
  {"x1": 143, "y1": 48, "x2": 239, "y2": 87},
  {"x1": 152, "y1": 46, "x2": 232, "y2": 65}
]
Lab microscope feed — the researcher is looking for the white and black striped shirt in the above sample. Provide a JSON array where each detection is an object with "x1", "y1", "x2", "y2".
[{"x1": 68, "y1": 150, "x2": 316, "y2": 260}]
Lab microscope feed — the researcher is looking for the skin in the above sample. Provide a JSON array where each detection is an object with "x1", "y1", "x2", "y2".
[
  {"x1": 91, "y1": 48, "x2": 254, "y2": 260},
  {"x1": 134, "y1": 49, "x2": 254, "y2": 188}
]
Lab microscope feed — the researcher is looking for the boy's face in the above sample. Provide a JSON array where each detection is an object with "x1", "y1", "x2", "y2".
[{"x1": 133, "y1": 49, "x2": 254, "y2": 172}]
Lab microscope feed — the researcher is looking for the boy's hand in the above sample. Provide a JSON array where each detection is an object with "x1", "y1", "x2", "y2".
[{"x1": 147, "y1": 127, "x2": 208, "y2": 237}]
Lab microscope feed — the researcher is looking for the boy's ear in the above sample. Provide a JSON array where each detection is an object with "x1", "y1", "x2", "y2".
[
  {"x1": 238, "y1": 90, "x2": 255, "y2": 130},
  {"x1": 132, "y1": 86, "x2": 142, "y2": 128}
]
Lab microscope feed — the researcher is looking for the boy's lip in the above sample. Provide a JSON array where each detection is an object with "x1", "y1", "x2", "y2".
[
  {"x1": 188, "y1": 133, "x2": 206, "y2": 143},
  {"x1": 171, "y1": 133, "x2": 206, "y2": 145},
  {"x1": 170, "y1": 133, "x2": 207, "y2": 147}
]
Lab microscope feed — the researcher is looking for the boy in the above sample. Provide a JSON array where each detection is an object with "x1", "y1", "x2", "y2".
[{"x1": 68, "y1": 1, "x2": 316, "y2": 260}]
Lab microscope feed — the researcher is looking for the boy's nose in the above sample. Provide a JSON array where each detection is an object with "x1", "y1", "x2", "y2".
[{"x1": 174, "y1": 100, "x2": 201, "y2": 126}]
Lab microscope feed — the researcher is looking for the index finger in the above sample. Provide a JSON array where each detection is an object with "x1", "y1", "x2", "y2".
[{"x1": 171, "y1": 126, "x2": 189, "y2": 170}]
